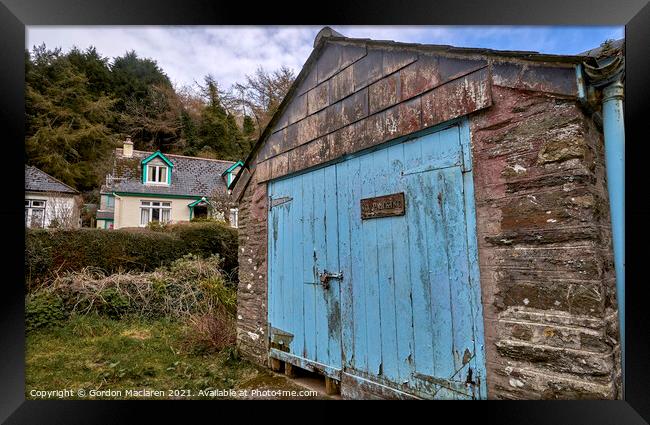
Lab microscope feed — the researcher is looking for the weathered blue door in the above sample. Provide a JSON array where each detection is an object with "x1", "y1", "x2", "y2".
[
  {"x1": 268, "y1": 120, "x2": 486, "y2": 398},
  {"x1": 336, "y1": 122, "x2": 486, "y2": 399},
  {"x1": 268, "y1": 165, "x2": 343, "y2": 377}
]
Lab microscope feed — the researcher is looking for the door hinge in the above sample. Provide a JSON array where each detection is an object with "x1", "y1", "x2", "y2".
[{"x1": 269, "y1": 196, "x2": 293, "y2": 210}]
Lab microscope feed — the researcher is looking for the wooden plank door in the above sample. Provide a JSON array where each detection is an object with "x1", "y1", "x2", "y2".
[
  {"x1": 336, "y1": 122, "x2": 486, "y2": 399},
  {"x1": 267, "y1": 164, "x2": 342, "y2": 377}
]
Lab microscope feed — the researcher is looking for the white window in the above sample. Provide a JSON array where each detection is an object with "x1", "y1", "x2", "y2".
[
  {"x1": 25, "y1": 199, "x2": 46, "y2": 228},
  {"x1": 140, "y1": 201, "x2": 172, "y2": 226},
  {"x1": 146, "y1": 165, "x2": 168, "y2": 184},
  {"x1": 229, "y1": 208, "x2": 239, "y2": 228}
]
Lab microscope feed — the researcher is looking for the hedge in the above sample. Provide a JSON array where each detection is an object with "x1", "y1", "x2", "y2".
[{"x1": 25, "y1": 222, "x2": 238, "y2": 286}]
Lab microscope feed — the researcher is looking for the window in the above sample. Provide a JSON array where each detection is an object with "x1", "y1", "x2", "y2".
[
  {"x1": 140, "y1": 201, "x2": 172, "y2": 226},
  {"x1": 102, "y1": 195, "x2": 115, "y2": 209},
  {"x1": 25, "y1": 199, "x2": 46, "y2": 228},
  {"x1": 229, "y1": 208, "x2": 239, "y2": 228},
  {"x1": 146, "y1": 165, "x2": 168, "y2": 184}
]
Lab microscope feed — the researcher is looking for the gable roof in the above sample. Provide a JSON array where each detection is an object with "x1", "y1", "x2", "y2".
[
  {"x1": 102, "y1": 148, "x2": 235, "y2": 198},
  {"x1": 221, "y1": 160, "x2": 243, "y2": 176},
  {"x1": 25, "y1": 165, "x2": 79, "y2": 194},
  {"x1": 230, "y1": 27, "x2": 600, "y2": 197},
  {"x1": 141, "y1": 151, "x2": 175, "y2": 167}
]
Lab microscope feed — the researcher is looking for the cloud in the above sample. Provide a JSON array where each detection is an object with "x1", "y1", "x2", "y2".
[{"x1": 27, "y1": 25, "x2": 623, "y2": 91}]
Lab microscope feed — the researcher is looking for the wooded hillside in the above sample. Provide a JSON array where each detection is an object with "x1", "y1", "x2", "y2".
[{"x1": 25, "y1": 45, "x2": 294, "y2": 197}]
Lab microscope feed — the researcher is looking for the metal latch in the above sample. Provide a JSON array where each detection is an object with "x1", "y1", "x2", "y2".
[{"x1": 319, "y1": 270, "x2": 343, "y2": 289}]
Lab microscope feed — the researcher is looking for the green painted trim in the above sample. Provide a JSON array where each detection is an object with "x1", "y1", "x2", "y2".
[
  {"x1": 187, "y1": 197, "x2": 210, "y2": 208},
  {"x1": 188, "y1": 197, "x2": 213, "y2": 220},
  {"x1": 112, "y1": 191, "x2": 202, "y2": 200},
  {"x1": 142, "y1": 163, "x2": 172, "y2": 184},
  {"x1": 141, "y1": 150, "x2": 174, "y2": 167},
  {"x1": 142, "y1": 151, "x2": 173, "y2": 184},
  {"x1": 221, "y1": 160, "x2": 244, "y2": 176}
]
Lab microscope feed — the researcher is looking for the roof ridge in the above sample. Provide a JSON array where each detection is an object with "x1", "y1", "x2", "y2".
[
  {"x1": 116, "y1": 148, "x2": 237, "y2": 163},
  {"x1": 323, "y1": 35, "x2": 593, "y2": 61}
]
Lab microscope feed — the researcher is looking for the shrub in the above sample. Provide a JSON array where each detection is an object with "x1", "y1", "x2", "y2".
[
  {"x1": 25, "y1": 223, "x2": 238, "y2": 287},
  {"x1": 26, "y1": 292, "x2": 67, "y2": 331},
  {"x1": 32, "y1": 255, "x2": 237, "y2": 320},
  {"x1": 97, "y1": 288, "x2": 131, "y2": 319},
  {"x1": 183, "y1": 308, "x2": 237, "y2": 354},
  {"x1": 166, "y1": 222, "x2": 238, "y2": 280}
]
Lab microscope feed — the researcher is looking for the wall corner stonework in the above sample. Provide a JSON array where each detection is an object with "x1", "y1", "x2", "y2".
[
  {"x1": 235, "y1": 170, "x2": 269, "y2": 366},
  {"x1": 469, "y1": 84, "x2": 621, "y2": 399}
]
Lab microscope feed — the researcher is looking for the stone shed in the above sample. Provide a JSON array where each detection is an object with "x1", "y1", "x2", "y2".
[{"x1": 231, "y1": 28, "x2": 623, "y2": 399}]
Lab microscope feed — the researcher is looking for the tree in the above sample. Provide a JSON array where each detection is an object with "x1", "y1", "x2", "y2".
[
  {"x1": 66, "y1": 47, "x2": 113, "y2": 97},
  {"x1": 190, "y1": 76, "x2": 247, "y2": 161},
  {"x1": 230, "y1": 66, "x2": 295, "y2": 138},
  {"x1": 110, "y1": 51, "x2": 178, "y2": 150},
  {"x1": 46, "y1": 193, "x2": 82, "y2": 229},
  {"x1": 25, "y1": 45, "x2": 117, "y2": 192},
  {"x1": 120, "y1": 84, "x2": 184, "y2": 152},
  {"x1": 110, "y1": 50, "x2": 172, "y2": 112}
]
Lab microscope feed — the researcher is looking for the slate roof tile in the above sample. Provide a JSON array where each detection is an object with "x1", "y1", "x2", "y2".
[{"x1": 25, "y1": 165, "x2": 79, "y2": 194}]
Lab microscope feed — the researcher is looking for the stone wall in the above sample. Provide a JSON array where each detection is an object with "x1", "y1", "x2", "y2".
[
  {"x1": 470, "y1": 84, "x2": 621, "y2": 399},
  {"x1": 235, "y1": 175, "x2": 269, "y2": 365}
]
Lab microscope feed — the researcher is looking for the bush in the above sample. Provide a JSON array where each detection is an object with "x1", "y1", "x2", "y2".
[
  {"x1": 26, "y1": 292, "x2": 67, "y2": 331},
  {"x1": 31, "y1": 255, "x2": 237, "y2": 321},
  {"x1": 25, "y1": 222, "x2": 238, "y2": 287},
  {"x1": 183, "y1": 309, "x2": 237, "y2": 354},
  {"x1": 166, "y1": 222, "x2": 238, "y2": 280},
  {"x1": 97, "y1": 288, "x2": 131, "y2": 319}
]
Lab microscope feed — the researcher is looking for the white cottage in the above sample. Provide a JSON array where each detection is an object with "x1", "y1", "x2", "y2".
[
  {"x1": 25, "y1": 165, "x2": 82, "y2": 228},
  {"x1": 97, "y1": 138, "x2": 241, "y2": 229}
]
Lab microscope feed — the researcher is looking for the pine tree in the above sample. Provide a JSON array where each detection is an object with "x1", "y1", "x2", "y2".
[{"x1": 25, "y1": 45, "x2": 117, "y2": 192}]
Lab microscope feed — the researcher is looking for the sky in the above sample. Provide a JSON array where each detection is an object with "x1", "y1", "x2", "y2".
[{"x1": 26, "y1": 25, "x2": 624, "y2": 91}]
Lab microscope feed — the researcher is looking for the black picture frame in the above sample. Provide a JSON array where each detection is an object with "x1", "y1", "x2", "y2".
[{"x1": 2, "y1": 0, "x2": 648, "y2": 422}]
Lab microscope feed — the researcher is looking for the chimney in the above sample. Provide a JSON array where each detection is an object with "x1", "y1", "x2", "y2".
[{"x1": 123, "y1": 137, "x2": 133, "y2": 158}]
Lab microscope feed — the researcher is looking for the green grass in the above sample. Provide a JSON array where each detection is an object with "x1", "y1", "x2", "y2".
[{"x1": 26, "y1": 315, "x2": 320, "y2": 400}]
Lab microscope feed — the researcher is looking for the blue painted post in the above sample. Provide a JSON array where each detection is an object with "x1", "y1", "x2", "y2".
[{"x1": 602, "y1": 80, "x2": 625, "y2": 391}]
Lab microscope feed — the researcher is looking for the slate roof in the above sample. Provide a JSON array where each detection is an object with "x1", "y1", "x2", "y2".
[
  {"x1": 102, "y1": 148, "x2": 234, "y2": 198},
  {"x1": 25, "y1": 165, "x2": 79, "y2": 194}
]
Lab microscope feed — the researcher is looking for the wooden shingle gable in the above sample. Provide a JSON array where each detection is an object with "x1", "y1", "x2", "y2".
[{"x1": 231, "y1": 28, "x2": 590, "y2": 201}]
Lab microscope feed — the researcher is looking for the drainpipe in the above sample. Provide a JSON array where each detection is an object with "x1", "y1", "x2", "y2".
[
  {"x1": 602, "y1": 80, "x2": 625, "y2": 394},
  {"x1": 582, "y1": 50, "x2": 625, "y2": 395}
]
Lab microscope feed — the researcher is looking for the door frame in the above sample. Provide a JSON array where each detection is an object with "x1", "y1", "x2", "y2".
[{"x1": 265, "y1": 117, "x2": 487, "y2": 397}]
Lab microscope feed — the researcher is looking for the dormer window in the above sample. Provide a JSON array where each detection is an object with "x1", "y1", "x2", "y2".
[
  {"x1": 146, "y1": 165, "x2": 168, "y2": 184},
  {"x1": 141, "y1": 151, "x2": 174, "y2": 186}
]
